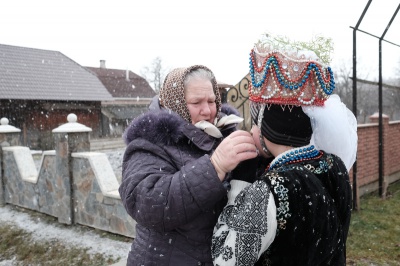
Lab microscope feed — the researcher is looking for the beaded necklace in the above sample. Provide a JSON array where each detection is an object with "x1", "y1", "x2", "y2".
[{"x1": 268, "y1": 145, "x2": 323, "y2": 171}]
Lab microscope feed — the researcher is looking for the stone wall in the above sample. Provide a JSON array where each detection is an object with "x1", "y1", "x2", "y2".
[
  {"x1": 2, "y1": 147, "x2": 39, "y2": 211},
  {"x1": 36, "y1": 151, "x2": 58, "y2": 217},
  {"x1": 72, "y1": 153, "x2": 135, "y2": 237},
  {"x1": 0, "y1": 114, "x2": 136, "y2": 238}
]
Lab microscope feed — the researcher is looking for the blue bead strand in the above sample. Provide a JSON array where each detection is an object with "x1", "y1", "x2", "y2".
[
  {"x1": 268, "y1": 145, "x2": 321, "y2": 170},
  {"x1": 249, "y1": 52, "x2": 336, "y2": 97}
]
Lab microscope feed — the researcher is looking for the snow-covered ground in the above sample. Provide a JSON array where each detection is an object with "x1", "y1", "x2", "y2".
[{"x1": 0, "y1": 204, "x2": 131, "y2": 265}]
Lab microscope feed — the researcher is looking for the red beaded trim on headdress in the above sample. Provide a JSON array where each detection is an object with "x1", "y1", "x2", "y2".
[{"x1": 249, "y1": 49, "x2": 335, "y2": 106}]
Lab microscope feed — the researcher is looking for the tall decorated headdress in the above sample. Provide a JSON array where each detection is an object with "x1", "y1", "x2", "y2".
[
  {"x1": 249, "y1": 32, "x2": 335, "y2": 107},
  {"x1": 249, "y1": 32, "x2": 357, "y2": 171}
]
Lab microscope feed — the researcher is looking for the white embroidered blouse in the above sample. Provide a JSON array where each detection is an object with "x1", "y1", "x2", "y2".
[{"x1": 212, "y1": 180, "x2": 277, "y2": 266}]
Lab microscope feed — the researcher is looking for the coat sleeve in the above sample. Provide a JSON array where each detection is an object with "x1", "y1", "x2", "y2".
[
  {"x1": 212, "y1": 180, "x2": 277, "y2": 266},
  {"x1": 118, "y1": 139, "x2": 227, "y2": 232}
]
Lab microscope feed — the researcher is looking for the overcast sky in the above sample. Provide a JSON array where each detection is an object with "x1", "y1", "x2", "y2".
[{"x1": 1, "y1": 0, "x2": 399, "y2": 86}]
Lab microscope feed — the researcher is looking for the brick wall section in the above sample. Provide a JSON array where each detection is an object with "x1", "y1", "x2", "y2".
[
  {"x1": 350, "y1": 114, "x2": 400, "y2": 187},
  {"x1": 353, "y1": 123, "x2": 380, "y2": 186},
  {"x1": 387, "y1": 121, "x2": 400, "y2": 175}
]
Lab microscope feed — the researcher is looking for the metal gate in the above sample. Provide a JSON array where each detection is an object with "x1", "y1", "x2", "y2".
[{"x1": 226, "y1": 74, "x2": 251, "y2": 131}]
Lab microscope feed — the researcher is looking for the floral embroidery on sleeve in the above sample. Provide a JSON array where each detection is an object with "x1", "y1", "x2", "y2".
[
  {"x1": 306, "y1": 154, "x2": 334, "y2": 174},
  {"x1": 266, "y1": 172, "x2": 291, "y2": 231}
]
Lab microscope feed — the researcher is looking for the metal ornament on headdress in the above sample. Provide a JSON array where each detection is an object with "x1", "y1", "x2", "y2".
[{"x1": 249, "y1": 33, "x2": 335, "y2": 107}]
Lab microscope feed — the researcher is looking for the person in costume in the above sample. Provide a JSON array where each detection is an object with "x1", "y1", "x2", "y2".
[
  {"x1": 119, "y1": 65, "x2": 258, "y2": 266},
  {"x1": 212, "y1": 33, "x2": 358, "y2": 266}
]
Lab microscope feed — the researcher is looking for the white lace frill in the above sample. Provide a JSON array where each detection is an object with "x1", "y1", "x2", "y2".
[{"x1": 302, "y1": 94, "x2": 358, "y2": 172}]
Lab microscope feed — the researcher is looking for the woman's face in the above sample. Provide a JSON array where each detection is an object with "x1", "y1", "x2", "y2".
[{"x1": 184, "y1": 79, "x2": 217, "y2": 124}]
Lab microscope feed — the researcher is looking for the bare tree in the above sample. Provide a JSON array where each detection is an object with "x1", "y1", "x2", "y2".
[
  {"x1": 334, "y1": 60, "x2": 378, "y2": 123},
  {"x1": 141, "y1": 57, "x2": 168, "y2": 94},
  {"x1": 334, "y1": 61, "x2": 353, "y2": 108}
]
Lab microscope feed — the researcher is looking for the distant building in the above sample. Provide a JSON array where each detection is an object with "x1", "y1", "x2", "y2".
[
  {"x1": 0, "y1": 44, "x2": 113, "y2": 149},
  {"x1": 86, "y1": 60, "x2": 156, "y2": 137}
]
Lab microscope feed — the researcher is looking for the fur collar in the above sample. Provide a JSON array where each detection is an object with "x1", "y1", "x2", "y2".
[{"x1": 123, "y1": 103, "x2": 240, "y2": 146}]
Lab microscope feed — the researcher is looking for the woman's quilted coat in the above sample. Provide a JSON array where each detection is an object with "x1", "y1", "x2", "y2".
[{"x1": 119, "y1": 100, "x2": 239, "y2": 266}]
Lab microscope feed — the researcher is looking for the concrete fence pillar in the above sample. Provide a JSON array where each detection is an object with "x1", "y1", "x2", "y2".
[
  {"x1": 0, "y1": 117, "x2": 21, "y2": 206},
  {"x1": 52, "y1": 113, "x2": 92, "y2": 224}
]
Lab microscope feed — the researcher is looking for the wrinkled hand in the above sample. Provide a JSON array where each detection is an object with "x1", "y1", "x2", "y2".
[{"x1": 211, "y1": 130, "x2": 258, "y2": 181}]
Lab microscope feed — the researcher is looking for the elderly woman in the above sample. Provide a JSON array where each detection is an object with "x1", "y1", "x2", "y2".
[
  {"x1": 212, "y1": 34, "x2": 357, "y2": 265},
  {"x1": 119, "y1": 65, "x2": 257, "y2": 266}
]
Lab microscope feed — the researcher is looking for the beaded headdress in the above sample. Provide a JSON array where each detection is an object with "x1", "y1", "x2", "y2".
[
  {"x1": 249, "y1": 33, "x2": 335, "y2": 106},
  {"x1": 248, "y1": 33, "x2": 358, "y2": 171}
]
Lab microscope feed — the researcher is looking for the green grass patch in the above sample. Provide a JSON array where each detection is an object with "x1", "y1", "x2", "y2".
[{"x1": 347, "y1": 181, "x2": 400, "y2": 265}]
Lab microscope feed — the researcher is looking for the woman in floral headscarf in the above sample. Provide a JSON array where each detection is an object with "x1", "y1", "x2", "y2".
[
  {"x1": 119, "y1": 65, "x2": 258, "y2": 265},
  {"x1": 212, "y1": 33, "x2": 357, "y2": 266}
]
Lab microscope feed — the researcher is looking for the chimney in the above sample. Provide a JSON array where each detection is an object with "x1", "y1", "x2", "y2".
[
  {"x1": 100, "y1": 60, "x2": 106, "y2": 69},
  {"x1": 126, "y1": 68, "x2": 130, "y2": 81}
]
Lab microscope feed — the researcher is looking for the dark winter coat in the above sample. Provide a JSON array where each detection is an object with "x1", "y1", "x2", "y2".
[
  {"x1": 119, "y1": 100, "x2": 239, "y2": 266},
  {"x1": 211, "y1": 152, "x2": 351, "y2": 265},
  {"x1": 257, "y1": 152, "x2": 352, "y2": 265}
]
